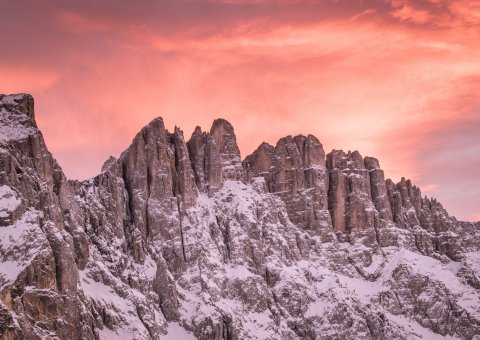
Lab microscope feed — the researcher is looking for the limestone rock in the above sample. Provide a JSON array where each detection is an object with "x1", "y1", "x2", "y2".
[
  {"x1": 326, "y1": 150, "x2": 377, "y2": 245},
  {"x1": 187, "y1": 126, "x2": 222, "y2": 192},
  {"x1": 244, "y1": 134, "x2": 332, "y2": 240},
  {"x1": 210, "y1": 118, "x2": 244, "y2": 182}
]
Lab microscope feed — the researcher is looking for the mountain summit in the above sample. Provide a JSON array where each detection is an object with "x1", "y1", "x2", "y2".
[{"x1": 1, "y1": 94, "x2": 479, "y2": 339}]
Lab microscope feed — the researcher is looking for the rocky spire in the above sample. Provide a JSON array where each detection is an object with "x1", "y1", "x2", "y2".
[
  {"x1": 364, "y1": 156, "x2": 393, "y2": 222},
  {"x1": 209, "y1": 118, "x2": 244, "y2": 182},
  {"x1": 187, "y1": 126, "x2": 222, "y2": 192},
  {"x1": 326, "y1": 150, "x2": 376, "y2": 243}
]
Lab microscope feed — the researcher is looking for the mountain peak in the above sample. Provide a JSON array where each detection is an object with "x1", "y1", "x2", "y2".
[
  {"x1": 210, "y1": 117, "x2": 234, "y2": 131},
  {"x1": 209, "y1": 118, "x2": 240, "y2": 155}
]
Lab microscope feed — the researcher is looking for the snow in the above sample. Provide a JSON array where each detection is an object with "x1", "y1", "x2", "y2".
[
  {"x1": 142, "y1": 255, "x2": 158, "y2": 279},
  {"x1": 224, "y1": 264, "x2": 256, "y2": 280},
  {"x1": 462, "y1": 252, "x2": 480, "y2": 274},
  {"x1": 240, "y1": 312, "x2": 275, "y2": 339},
  {"x1": 0, "y1": 209, "x2": 46, "y2": 288},
  {"x1": 79, "y1": 268, "x2": 153, "y2": 340},
  {"x1": 0, "y1": 94, "x2": 37, "y2": 144},
  {"x1": 399, "y1": 249, "x2": 480, "y2": 318},
  {"x1": 129, "y1": 254, "x2": 157, "y2": 280},
  {"x1": 336, "y1": 272, "x2": 383, "y2": 304},
  {"x1": 0, "y1": 108, "x2": 37, "y2": 144},
  {"x1": 296, "y1": 245, "x2": 480, "y2": 337},
  {"x1": 306, "y1": 164, "x2": 327, "y2": 171},
  {"x1": 216, "y1": 180, "x2": 258, "y2": 223},
  {"x1": 177, "y1": 285, "x2": 219, "y2": 324},
  {"x1": 386, "y1": 312, "x2": 460, "y2": 339},
  {"x1": 305, "y1": 298, "x2": 336, "y2": 317},
  {"x1": 97, "y1": 326, "x2": 123, "y2": 340},
  {"x1": 0, "y1": 260, "x2": 28, "y2": 283},
  {"x1": 79, "y1": 272, "x2": 126, "y2": 308},
  {"x1": 0, "y1": 185, "x2": 22, "y2": 218},
  {"x1": 328, "y1": 246, "x2": 480, "y2": 319},
  {"x1": 163, "y1": 322, "x2": 196, "y2": 340},
  {"x1": 0, "y1": 94, "x2": 26, "y2": 105}
]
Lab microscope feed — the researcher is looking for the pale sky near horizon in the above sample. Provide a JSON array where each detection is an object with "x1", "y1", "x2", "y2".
[{"x1": 1, "y1": 0, "x2": 479, "y2": 221}]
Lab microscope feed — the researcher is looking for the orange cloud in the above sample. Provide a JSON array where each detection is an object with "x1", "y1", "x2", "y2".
[
  {"x1": 392, "y1": 3, "x2": 432, "y2": 24},
  {"x1": 0, "y1": 66, "x2": 59, "y2": 92},
  {"x1": 1, "y1": 0, "x2": 479, "y2": 221}
]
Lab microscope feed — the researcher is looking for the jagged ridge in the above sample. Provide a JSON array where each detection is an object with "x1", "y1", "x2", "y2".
[{"x1": 1, "y1": 94, "x2": 479, "y2": 340}]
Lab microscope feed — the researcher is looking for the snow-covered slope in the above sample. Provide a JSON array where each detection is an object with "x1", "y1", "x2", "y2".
[{"x1": 0, "y1": 93, "x2": 479, "y2": 340}]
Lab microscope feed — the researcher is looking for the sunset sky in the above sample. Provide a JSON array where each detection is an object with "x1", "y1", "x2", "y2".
[{"x1": 1, "y1": 0, "x2": 479, "y2": 221}]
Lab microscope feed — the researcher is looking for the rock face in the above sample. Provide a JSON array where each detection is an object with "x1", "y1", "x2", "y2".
[
  {"x1": 244, "y1": 134, "x2": 331, "y2": 240},
  {"x1": 1, "y1": 93, "x2": 480, "y2": 340},
  {"x1": 0, "y1": 94, "x2": 95, "y2": 339}
]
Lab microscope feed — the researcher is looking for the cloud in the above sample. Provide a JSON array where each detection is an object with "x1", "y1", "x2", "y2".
[
  {"x1": 56, "y1": 10, "x2": 110, "y2": 34},
  {"x1": 0, "y1": 0, "x2": 479, "y2": 221},
  {"x1": 0, "y1": 66, "x2": 59, "y2": 92},
  {"x1": 376, "y1": 74, "x2": 480, "y2": 221}
]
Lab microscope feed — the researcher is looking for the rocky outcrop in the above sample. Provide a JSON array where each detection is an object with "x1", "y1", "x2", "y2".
[
  {"x1": 187, "y1": 126, "x2": 222, "y2": 192},
  {"x1": 1, "y1": 93, "x2": 479, "y2": 340},
  {"x1": 187, "y1": 119, "x2": 244, "y2": 194},
  {"x1": 210, "y1": 118, "x2": 244, "y2": 182},
  {"x1": 326, "y1": 150, "x2": 377, "y2": 243},
  {"x1": 364, "y1": 156, "x2": 392, "y2": 223},
  {"x1": 244, "y1": 134, "x2": 332, "y2": 240}
]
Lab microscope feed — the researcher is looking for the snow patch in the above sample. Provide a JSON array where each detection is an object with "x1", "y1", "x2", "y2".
[
  {"x1": 0, "y1": 209, "x2": 46, "y2": 288},
  {"x1": 399, "y1": 249, "x2": 480, "y2": 318},
  {"x1": 79, "y1": 268, "x2": 153, "y2": 339},
  {"x1": 0, "y1": 107, "x2": 37, "y2": 144},
  {"x1": 0, "y1": 185, "x2": 22, "y2": 218},
  {"x1": 163, "y1": 322, "x2": 196, "y2": 340},
  {"x1": 215, "y1": 180, "x2": 258, "y2": 223},
  {"x1": 386, "y1": 312, "x2": 460, "y2": 339},
  {"x1": 224, "y1": 264, "x2": 256, "y2": 280}
]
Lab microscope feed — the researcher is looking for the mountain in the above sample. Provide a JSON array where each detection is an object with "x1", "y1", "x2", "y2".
[{"x1": 0, "y1": 93, "x2": 479, "y2": 340}]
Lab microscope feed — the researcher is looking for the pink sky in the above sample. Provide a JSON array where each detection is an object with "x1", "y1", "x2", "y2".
[{"x1": 1, "y1": 0, "x2": 479, "y2": 221}]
